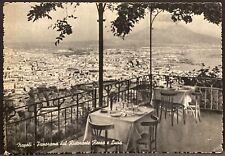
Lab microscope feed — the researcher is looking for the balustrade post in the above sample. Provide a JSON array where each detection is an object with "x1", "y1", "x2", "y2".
[
  {"x1": 110, "y1": 95, "x2": 113, "y2": 111},
  {"x1": 204, "y1": 88, "x2": 207, "y2": 109},
  {"x1": 43, "y1": 115, "x2": 45, "y2": 142},
  {"x1": 95, "y1": 88, "x2": 97, "y2": 108},
  {"x1": 104, "y1": 84, "x2": 112, "y2": 107},
  {"x1": 57, "y1": 100, "x2": 60, "y2": 147},
  {"x1": 118, "y1": 84, "x2": 121, "y2": 102},
  {"x1": 136, "y1": 77, "x2": 139, "y2": 87},
  {"x1": 105, "y1": 86, "x2": 110, "y2": 107},
  {"x1": 210, "y1": 85, "x2": 213, "y2": 110},
  {"x1": 4, "y1": 108, "x2": 8, "y2": 152},
  {"x1": 92, "y1": 89, "x2": 97, "y2": 109},
  {"x1": 34, "y1": 104, "x2": 37, "y2": 150},
  {"x1": 127, "y1": 80, "x2": 130, "y2": 102},
  {"x1": 135, "y1": 88, "x2": 138, "y2": 105},
  {"x1": 64, "y1": 108, "x2": 67, "y2": 136},
  {"x1": 149, "y1": 74, "x2": 152, "y2": 103},
  {"x1": 70, "y1": 107, "x2": 73, "y2": 124},
  {"x1": 25, "y1": 118, "x2": 27, "y2": 142},
  {"x1": 50, "y1": 112, "x2": 53, "y2": 143},
  {"x1": 216, "y1": 89, "x2": 219, "y2": 110},
  {"x1": 76, "y1": 94, "x2": 79, "y2": 131}
]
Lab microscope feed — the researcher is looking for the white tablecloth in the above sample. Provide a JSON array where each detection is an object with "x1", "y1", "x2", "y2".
[
  {"x1": 83, "y1": 106, "x2": 155, "y2": 151},
  {"x1": 153, "y1": 88, "x2": 193, "y2": 108}
]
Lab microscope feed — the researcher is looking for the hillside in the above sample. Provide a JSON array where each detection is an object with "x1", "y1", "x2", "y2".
[
  {"x1": 104, "y1": 25, "x2": 220, "y2": 48},
  {"x1": 5, "y1": 25, "x2": 220, "y2": 49}
]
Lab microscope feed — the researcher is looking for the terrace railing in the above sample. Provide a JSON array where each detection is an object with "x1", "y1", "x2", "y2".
[
  {"x1": 197, "y1": 86, "x2": 223, "y2": 111},
  {"x1": 4, "y1": 74, "x2": 223, "y2": 153},
  {"x1": 151, "y1": 74, "x2": 223, "y2": 111},
  {"x1": 4, "y1": 90, "x2": 99, "y2": 153},
  {"x1": 4, "y1": 76, "x2": 144, "y2": 153}
]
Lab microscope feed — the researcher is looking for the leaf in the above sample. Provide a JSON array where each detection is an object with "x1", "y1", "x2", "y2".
[
  {"x1": 27, "y1": 2, "x2": 64, "y2": 22},
  {"x1": 111, "y1": 2, "x2": 221, "y2": 39}
]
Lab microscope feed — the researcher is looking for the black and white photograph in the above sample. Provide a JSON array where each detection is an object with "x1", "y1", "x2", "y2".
[{"x1": 3, "y1": 1, "x2": 223, "y2": 154}]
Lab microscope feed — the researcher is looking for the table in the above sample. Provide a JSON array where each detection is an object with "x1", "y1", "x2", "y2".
[
  {"x1": 83, "y1": 105, "x2": 155, "y2": 152},
  {"x1": 153, "y1": 87, "x2": 194, "y2": 108}
]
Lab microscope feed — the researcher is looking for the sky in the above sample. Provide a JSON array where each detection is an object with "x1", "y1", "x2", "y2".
[{"x1": 3, "y1": 2, "x2": 222, "y2": 43}]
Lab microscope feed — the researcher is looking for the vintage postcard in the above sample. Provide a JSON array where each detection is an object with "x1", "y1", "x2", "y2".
[{"x1": 2, "y1": 1, "x2": 223, "y2": 155}]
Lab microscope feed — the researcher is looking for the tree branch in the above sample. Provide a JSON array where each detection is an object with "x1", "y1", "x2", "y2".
[{"x1": 151, "y1": 9, "x2": 163, "y2": 24}]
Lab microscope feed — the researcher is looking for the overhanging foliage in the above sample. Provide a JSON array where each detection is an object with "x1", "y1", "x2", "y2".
[
  {"x1": 111, "y1": 2, "x2": 222, "y2": 39},
  {"x1": 27, "y1": 2, "x2": 222, "y2": 44}
]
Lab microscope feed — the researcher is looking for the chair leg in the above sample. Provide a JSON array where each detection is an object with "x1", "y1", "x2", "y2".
[
  {"x1": 195, "y1": 108, "x2": 198, "y2": 123},
  {"x1": 149, "y1": 129, "x2": 152, "y2": 152},
  {"x1": 155, "y1": 128, "x2": 157, "y2": 152},
  {"x1": 156, "y1": 104, "x2": 159, "y2": 117},
  {"x1": 171, "y1": 110, "x2": 174, "y2": 126},
  {"x1": 176, "y1": 108, "x2": 179, "y2": 124},
  {"x1": 92, "y1": 146, "x2": 97, "y2": 153},
  {"x1": 198, "y1": 108, "x2": 201, "y2": 122},
  {"x1": 183, "y1": 107, "x2": 186, "y2": 125},
  {"x1": 165, "y1": 106, "x2": 167, "y2": 119},
  {"x1": 116, "y1": 145, "x2": 121, "y2": 153},
  {"x1": 160, "y1": 105, "x2": 163, "y2": 121},
  {"x1": 91, "y1": 140, "x2": 93, "y2": 152},
  {"x1": 154, "y1": 103, "x2": 158, "y2": 115},
  {"x1": 136, "y1": 144, "x2": 139, "y2": 153}
]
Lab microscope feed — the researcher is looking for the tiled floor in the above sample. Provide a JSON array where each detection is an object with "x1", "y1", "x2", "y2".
[{"x1": 49, "y1": 111, "x2": 223, "y2": 153}]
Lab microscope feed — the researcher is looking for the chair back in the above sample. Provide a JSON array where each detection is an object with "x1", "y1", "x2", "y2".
[
  {"x1": 89, "y1": 120, "x2": 114, "y2": 152},
  {"x1": 140, "y1": 114, "x2": 159, "y2": 152},
  {"x1": 89, "y1": 121, "x2": 114, "y2": 135},
  {"x1": 160, "y1": 90, "x2": 178, "y2": 108},
  {"x1": 141, "y1": 114, "x2": 159, "y2": 127},
  {"x1": 190, "y1": 92, "x2": 202, "y2": 106}
]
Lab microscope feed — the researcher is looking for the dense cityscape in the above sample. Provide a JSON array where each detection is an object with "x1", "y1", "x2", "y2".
[
  {"x1": 3, "y1": 2, "x2": 223, "y2": 154},
  {"x1": 4, "y1": 45, "x2": 222, "y2": 104}
]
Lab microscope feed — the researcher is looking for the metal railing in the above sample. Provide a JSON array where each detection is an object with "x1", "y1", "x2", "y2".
[
  {"x1": 4, "y1": 90, "x2": 98, "y2": 153},
  {"x1": 4, "y1": 74, "x2": 223, "y2": 153},
  {"x1": 197, "y1": 86, "x2": 223, "y2": 111}
]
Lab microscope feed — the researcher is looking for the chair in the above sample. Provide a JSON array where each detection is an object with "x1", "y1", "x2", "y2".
[
  {"x1": 136, "y1": 114, "x2": 159, "y2": 152},
  {"x1": 151, "y1": 89, "x2": 161, "y2": 117},
  {"x1": 88, "y1": 119, "x2": 121, "y2": 153},
  {"x1": 160, "y1": 90, "x2": 185, "y2": 126},
  {"x1": 186, "y1": 92, "x2": 201, "y2": 123}
]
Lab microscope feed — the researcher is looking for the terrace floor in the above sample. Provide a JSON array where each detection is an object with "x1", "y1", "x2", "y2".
[{"x1": 48, "y1": 110, "x2": 223, "y2": 153}]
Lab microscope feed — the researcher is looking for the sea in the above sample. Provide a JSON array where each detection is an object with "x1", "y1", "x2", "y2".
[
  {"x1": 4, "y1": 42, "x2": 222, "y2": 72},
  {"x1": 3, "y1": 42, "x2": 222, "y2": 104}
]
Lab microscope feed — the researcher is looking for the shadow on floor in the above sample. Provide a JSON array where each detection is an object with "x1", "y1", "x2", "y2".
[
  {"x1": 157, "y1": 110, "x2": 223, "y2": 152},
  {"x1": 49, "y1": 111, "x2": 223, "y2": 153}
]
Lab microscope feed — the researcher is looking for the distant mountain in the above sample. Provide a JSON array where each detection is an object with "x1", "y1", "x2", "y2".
[
  {"x1": 6, "y1": 25, "x2": 220, "y2": 49},
  {"x1": 5, "y1": 40, "x2": 99, "y2": 50},
  {"x1": 104, "y1": 25, "x2": 221, "y2": 48}
]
